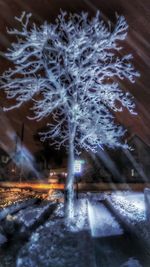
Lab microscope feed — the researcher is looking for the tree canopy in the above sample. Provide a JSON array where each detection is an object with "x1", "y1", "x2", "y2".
[{"x1": 1, "y1": 11, "x2": 139, "y2": 154}]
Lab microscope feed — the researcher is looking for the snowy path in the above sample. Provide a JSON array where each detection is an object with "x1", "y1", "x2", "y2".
[
  {"x1": 88, "y1": 201, "x2": 150, "y2": 267},
  {"x1": 88, "y1": 201, "x2": 123, "y2": 237}
]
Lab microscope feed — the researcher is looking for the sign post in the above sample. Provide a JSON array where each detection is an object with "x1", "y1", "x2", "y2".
[{"x1": 74, "y1": 160, "x2": 85, "y2": 199}]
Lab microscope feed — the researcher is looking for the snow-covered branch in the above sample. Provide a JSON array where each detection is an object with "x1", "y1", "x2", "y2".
[{"x1": 1, "y1": 10, "x2": 139, "y2": 152}]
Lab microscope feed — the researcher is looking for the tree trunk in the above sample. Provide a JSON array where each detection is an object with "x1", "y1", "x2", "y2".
[{"x1": 65, "y1": 134, "x2": 75, "y2": 221}]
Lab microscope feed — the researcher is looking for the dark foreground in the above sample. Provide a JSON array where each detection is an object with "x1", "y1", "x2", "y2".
[{"x1": 0, "y1": 189, "x2": 150, "y2": 267}]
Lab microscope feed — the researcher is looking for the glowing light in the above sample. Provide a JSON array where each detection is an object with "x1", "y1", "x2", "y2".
[
  {"x1": 74, "y1": 160, "x2": 84, "y2": 173},
  {"x1": 0, "y1": 182, "x2": 64, "y2": 190},
  {"x1": 131, "y1": 169, "x2": 135, "y2": 177},
  {"x1": 11, "y1": 167, "x2": 16, "y2": 173}
]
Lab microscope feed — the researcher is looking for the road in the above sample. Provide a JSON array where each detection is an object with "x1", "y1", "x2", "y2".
[
  {"x1": 88, "y1": 201, "x2": 150, "y2": 267},
  {"x1": 0, "y1": 182, "x2": 64, "y2": 191},
  {"x1": 0, "y1": 181, "x2": 150, "y2": 192}
]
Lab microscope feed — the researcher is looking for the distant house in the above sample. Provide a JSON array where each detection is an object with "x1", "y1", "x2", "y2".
[
  {"x1": 0, "y1": 147, "x2": 36, "y2": 181},
  {"x1": 0, "y1": 148, "x2": 9, "y2": 164},
  {"x1": 114, "y1": 134, "x2": 150, "y2": 183},
  {"x1": 0, "y1": 148, "x2": 11, "y2": 180},
  {"x1": 86, "y1": 134, "x2": 150, "y2": 184},
  {"x1": 128, "y1": 134, "x2": 150, "y2": 180}
]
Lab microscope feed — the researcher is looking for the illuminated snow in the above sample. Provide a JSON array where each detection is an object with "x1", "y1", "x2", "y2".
[
  {"x1": 69, "y1": 199, "x2": 88, "y2": 232},
  {"x1": 108, "y1": 191, "x2": 150, "y2": 252},
  {"x1": 110, "y1": 191, "x2": 146, "y2": 221},
  {"x1": 121, "y1": 257, "x2": 143, "y2": 267}
]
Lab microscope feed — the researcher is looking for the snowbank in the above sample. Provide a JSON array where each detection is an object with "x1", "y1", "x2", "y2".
[
  {"x1": 121, "y1": 257, "x2": 143, "y2": 267},
  {"x1": 107, "y1": 191, "x2": 150, "y2": 251},
  {"x1": 0, "y1": 198, "x2": 37, "y2": 221},
  {"x1": 16, "y1": 201, "x2": 55, "y2": 229},
  {"x1": 2, "y1": 200, "x2": 57, "y2": 238}
]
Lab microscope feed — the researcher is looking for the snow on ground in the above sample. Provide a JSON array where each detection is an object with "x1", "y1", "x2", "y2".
[
  {"x1": 70, "y1": 199, "x2": 89, "y2": 232},
  {"x1": 0, "y1": 189, "x2": 38, "y2": 209},
  {"x1": 121, "y1": 257, "x2": 143, "y2": 267},
  {"x1": 0, "y1": 198, "x2": 37, "y2": 221},
  {"x1": 110, "y1": 191, "x2": 145, "y2": 222},
  {"x1": 52, "y1": 201, "x2": 64, "y2": 218},
  {"x1": 51, "y1": 196, "x2": 89, "y2": 232},
  {"x1": 15, "y1": 201, "x2": 54, "y2": 229},
  {"x1": 108, "y1": 191, "x2": 150, "y2": 250},
  {"x1": 47, "y1": 189, "x2": 64, "y2": 201},
  {"x1": 88, "y1": 201, "x2": 123, "y2": 237},
  {"x1": 16, "y1": 200, "x2": 95, "y2": 267}
]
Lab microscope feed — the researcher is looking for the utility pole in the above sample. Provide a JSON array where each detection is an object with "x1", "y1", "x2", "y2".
[{"x1": 19, "y1": 123, "x2": 24, "y2": 183}]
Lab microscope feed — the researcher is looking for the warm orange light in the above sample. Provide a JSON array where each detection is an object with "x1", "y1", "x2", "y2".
[{"x1": 0, "y1": 182, "x2": 64, "y2": 190}]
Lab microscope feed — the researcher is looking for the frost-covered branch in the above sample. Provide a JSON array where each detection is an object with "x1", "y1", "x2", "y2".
[{"x1": 1, "y1": 10, "x2": 139, "y2": 152}]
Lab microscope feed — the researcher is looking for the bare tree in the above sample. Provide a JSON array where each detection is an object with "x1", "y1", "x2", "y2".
[{"x1": 1, "y1": 11, "x2": 139, "y2": 219}]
